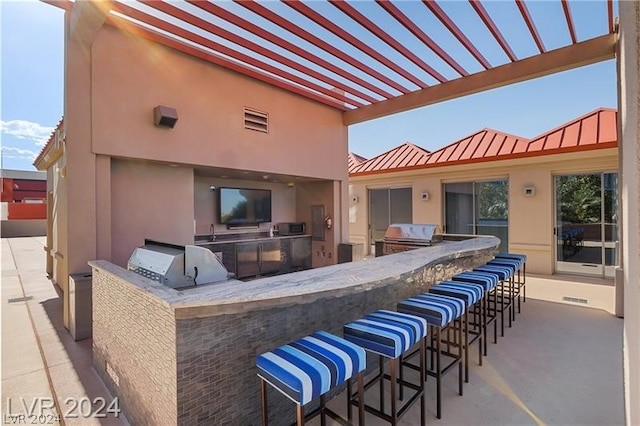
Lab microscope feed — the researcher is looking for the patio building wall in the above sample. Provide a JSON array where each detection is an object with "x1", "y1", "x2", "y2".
[{"x1": 349, "y1": 149, "x2": 618, "y2": 276}]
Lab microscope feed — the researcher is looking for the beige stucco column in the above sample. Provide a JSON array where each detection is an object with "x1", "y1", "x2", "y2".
[{"x1": 618, "y1": 2, "x2": 640, "y2": 424}]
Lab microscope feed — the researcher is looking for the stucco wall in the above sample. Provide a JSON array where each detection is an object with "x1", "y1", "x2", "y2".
[
  {"x1": 110, "y1": 159, "x2": 194, "y2": 267},
  {"x1": 349, "y1": 150, "x2": 618, "y2": 275},
  {"x1": 89, "y1": 25, "x2": 347, "y2": 181},
  {"x1": 619, "y1": 2, "x2": 640, "y2": 424}
]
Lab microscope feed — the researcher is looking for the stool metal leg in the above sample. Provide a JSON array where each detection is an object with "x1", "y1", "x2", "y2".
[
  {"x1": 320, "y1": 395, "x2": 326, "y2": 426},
  {"x1": 357, "y1": 374, "x2": 365, "y2": 426},
  {"x1": 390, "y1": 358, "x2": 397, "y2": 426},
  {"x1": 435, "y1": 326, "x2": 442, "y2": 419},
  {"x1": 297, "y1": 404, "x2": 305, "y2": 426},
  {"x1": 261, "y1": 378, "x2": 268, "y2": 426},
  {"x1": 379, "y1": 355, "x2": 385, "y2": 415},
  {"x1": 457, "y1": 317, "x2": 463, "y2": 396}
]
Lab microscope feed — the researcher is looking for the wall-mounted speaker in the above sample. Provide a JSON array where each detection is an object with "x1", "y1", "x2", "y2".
[{"x1": 154, "y1": 105, "x2": 178, "y2": 129}]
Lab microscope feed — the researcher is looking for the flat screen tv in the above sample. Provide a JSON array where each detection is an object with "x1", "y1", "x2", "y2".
[{"x1": 218, "y1": 187, "x2": 272, "y2": 226}]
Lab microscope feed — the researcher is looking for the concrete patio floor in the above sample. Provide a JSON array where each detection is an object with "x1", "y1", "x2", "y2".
[{"x1": 1, "y1": 237, "x2": 625, "y2": 425}]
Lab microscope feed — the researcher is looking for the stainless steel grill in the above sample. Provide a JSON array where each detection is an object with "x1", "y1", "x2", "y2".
[
  {"x1": 127, "y1": 240, "x2": 230, "y2": 289},
  {"x1": 379, "y1": 223, "x2": 442, "y2": 256}
]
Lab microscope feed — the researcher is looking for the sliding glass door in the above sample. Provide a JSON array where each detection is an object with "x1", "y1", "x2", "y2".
[
  {"x1": 555, "y1": 172, "x2": 618, "y2": 277},
  {"x1": 368, "y1": 187, "x2": 412, "y2": 254},
  {"x1": 444, "y1": 180, "x2": 509, "y2": 252}
]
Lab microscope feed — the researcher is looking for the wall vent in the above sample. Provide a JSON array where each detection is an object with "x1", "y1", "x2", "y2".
[
  {"x1": 244, "y1": 108, "x2": 268, "y2": 133},
  {"x1": 562, "y1": 296, "x2": 588, "y2": 304}
]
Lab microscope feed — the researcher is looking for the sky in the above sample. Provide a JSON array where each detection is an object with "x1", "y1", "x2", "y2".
[{"x1": 0, "y1": 1, "x2": 617, "y2": 171}]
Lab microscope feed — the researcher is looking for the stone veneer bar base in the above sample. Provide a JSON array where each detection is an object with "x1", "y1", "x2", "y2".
[{"x1": 90, "y1": 235, "x2": 499, "y2": 425}]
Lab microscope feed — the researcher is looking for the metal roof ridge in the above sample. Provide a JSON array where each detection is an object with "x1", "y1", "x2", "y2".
[{"x1": 526, "y1": 107, "x2": 617, "y2": 143}]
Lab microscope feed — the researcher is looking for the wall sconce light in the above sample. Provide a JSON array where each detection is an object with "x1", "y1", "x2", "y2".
[
  {"x1": 209, "y1": 185, "x2": 216, "y2": 192},
  {"x1": 351, "y1": 195, "x2": 359, "y2": 204},
  {"x1": 420, "y1": 192, "x2": 430, "y2": 201},
  {"x1": 524, "y1": 186, "x2": 535, "y2": 197},
  {"x1": 154, "y1": 105, "x2": 178, "y2": 129}
]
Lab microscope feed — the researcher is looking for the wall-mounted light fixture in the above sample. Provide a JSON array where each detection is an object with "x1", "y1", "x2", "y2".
[
  {"x1": 420, "y1": 192, "x2": 430, "y2": 201},
  {"x1": 154, "y1": 105, "x2": 178, "y2": 129},
  {"x1": 209, "y1": 185, "x2": 216, "y2": 192},
  {"x1": 524, "y1": 186, "x2": 535, "y2": 197}
]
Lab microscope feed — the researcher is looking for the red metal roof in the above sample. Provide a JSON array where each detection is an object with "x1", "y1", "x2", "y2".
[
  {"x1": 525, "y1": 108, "x2": 617, "y2": 153},
  {"x1": 350, "y1": 108, "x2": 617, "y2": 176},
  {"x1": 349, "y1": 142, "x2": 430, "y2": 175},
  {"x1": 348, "y1": 152, "x2": 368, "y2": 173}
]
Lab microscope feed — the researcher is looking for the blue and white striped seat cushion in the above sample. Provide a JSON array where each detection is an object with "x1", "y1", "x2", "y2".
[
  {"x1": 343, "y1": 310, "x2": 428, "y2": 359},
  {"x1": 493, "y1": 256, "x2": 523, "y2": 269},
  {"x1": 397, "y1": 293, "x2": 465, "y2": 327},
  {"x1": 429, "y1": 281, "x2": 484, "y2": 307},
  {"x1": 452, "y1": 272, "x2": 497, "y2": 291},
  {"x1": 474, "y1": 265, "x2": 512, "y2": 280},
  {"x1": 256, "y1": 330, "x2": 366, "y2": 405},
  {"x1": 495, "y1": 253, "x2": 527, "y2": 265},
  {"x1": 487, "y1": 259, "x2": 518, "y2": 274}
]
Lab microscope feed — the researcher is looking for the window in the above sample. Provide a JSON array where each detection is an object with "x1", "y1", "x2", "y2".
[{"x1": 444, "y1": 180, "x2": 508, "y2": 252}]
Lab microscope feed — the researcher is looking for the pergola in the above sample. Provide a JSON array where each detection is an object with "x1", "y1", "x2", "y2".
[{"x1": 45, "y1": 0, "x2": 616, "y2": 124}]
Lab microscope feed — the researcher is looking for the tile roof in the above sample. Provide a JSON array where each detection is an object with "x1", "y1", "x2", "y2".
[
  {"x1": 350, "y1": 108, "x2": 617, "y2": 176},
  {"x1": 33, "y1": 118, "x2": 64, "y2": 171},
  {"x1": 349, "y1": 142, "x2": 430, "y2": 175},
  {"x1": 348, "y1": 152, "x2": 368, "y2": 173}
]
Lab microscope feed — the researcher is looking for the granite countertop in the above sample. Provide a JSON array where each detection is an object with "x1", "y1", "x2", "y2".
[
  {"x1": 194, "y1": 234, "x2": 311, "y2": 245},
  {"x1": 89, "y1": 235, "x2": 499, "y2": 317}
]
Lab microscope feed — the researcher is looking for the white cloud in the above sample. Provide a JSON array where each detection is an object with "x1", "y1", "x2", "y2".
[
  {"x1": 0, "y1": 119, "x2": 54, "y2": 147},
  {"x1": 1, "y1": 146, "x2": 39, "y2": 161}
]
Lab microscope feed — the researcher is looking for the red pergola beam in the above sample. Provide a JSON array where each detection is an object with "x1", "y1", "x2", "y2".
[
  {"x1": 187, "y1": 0, "x2": 394, "y2": 100},
  {"x1": 239, "y1": 0, "x2": 420, "y2": 93},
  {"x1": 110, "y1": 2, "x2": 361, "y2": 108},
  {"x1": 422, "y1": 0, "x2": 492, "y2": 70},
  {"x1": 282, "y1": 0, "x2": 411, "y2": 94},
  {"x1": 469, "y1": 0, "x2": 518, "y2": 62},
  {"x1": 375, "y1": 0, "x2": 468, "y2": 77},
  {"x1": 515, "y1": 0, "x2": 546, "y2": 53},
  {"x1": 561, "y1": 0, "x2": 577, "y2": 44},
  {"x1": 330, "y1": 0, "x2": 444, "y2": 84},
  {"x1": 139, "y1": 1, "x2": 375, "y2": 105},
  {"x1": 40, "y1": 0, "x2": 73, "y2": 11},
  {"x1": 607, "y1": 0, "x2": 614, "y2": 34}
]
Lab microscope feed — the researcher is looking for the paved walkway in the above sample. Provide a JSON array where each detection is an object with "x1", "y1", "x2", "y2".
[
  {"x1": 2, "y1": 237, "x2": 126, "y2": 425},
  {"x1": 1, "y1": 236, "x2": 625, "y2": 425}
]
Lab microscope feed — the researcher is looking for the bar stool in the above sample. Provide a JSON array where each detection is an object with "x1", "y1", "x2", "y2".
[
  {"x1": 474, "y1": 264, "x2": 514, "y2": 335},
  {"x1": 451, "y1": 272, "x2": 498, "y2": 356},
  {"x1": 428, "y1": 280, "x2": 485, "y2": 382},
  {"x1": 343, "y1": 310, "x2": 428, "y2": 426},
  {"x1": 485, "y1": 260, "x2": 518, "y2": 322},
  {"x1": 256, "y1": 330, "x2": 366, "y2": 426},
  {"x1": 397, "y1": 293, "x2": 465, "y2": 419},
  {"x1": 494, "y1": 253, "x2": 527, "y2": 312}
]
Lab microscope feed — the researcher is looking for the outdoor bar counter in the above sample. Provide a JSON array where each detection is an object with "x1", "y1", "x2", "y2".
[{"x1": 89, "y1": 235, "x2": 499, "y2": 426}]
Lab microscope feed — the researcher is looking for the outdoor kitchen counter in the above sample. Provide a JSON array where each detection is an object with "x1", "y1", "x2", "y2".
[{"x1": 88, "y1": 234, "x2": 499, "y2": 319}]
